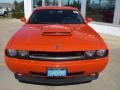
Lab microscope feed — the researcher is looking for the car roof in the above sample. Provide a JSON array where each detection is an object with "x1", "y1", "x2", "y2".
[{"x1": 36, "y1": 6, "x2": 79, "y2": 11}]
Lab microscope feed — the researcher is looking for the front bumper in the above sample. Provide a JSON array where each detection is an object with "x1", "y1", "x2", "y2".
[
  {"x1": 5, "y1": 56, "x2": 108, "y2": 75},
  {"x1": 15, "y1": 73, "x2": 99, "y2": 85}
]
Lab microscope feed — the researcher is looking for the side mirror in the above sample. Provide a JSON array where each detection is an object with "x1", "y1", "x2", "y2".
[
  {"x1": 20, "y1": 17, "x2": 26, "y2": 23},
  {"x1": 86, "y1": 18, "x2": 93, "y2": 22}
]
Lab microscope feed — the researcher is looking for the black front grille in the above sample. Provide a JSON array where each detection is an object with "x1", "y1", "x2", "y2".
[
  {"x1": 29, "y1": 51, "x2": 85, "y2": 60},
  {"x1": 29, "y1": 51, "x2": 84, "y2": 57}
]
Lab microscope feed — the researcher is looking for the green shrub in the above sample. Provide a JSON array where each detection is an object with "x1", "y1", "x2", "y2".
[{"x1": 12, "y1": 11, "x2": 24, "y2": 19}]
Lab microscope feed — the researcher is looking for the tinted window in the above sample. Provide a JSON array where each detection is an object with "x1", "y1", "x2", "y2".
[{"x1": 28, "y1": 10, "x2": 84, "y2": 24}]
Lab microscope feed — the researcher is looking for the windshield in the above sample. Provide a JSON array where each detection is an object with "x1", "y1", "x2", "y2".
[{"x1": 28, "y1": 10, "x2": 84, "y2": 24}]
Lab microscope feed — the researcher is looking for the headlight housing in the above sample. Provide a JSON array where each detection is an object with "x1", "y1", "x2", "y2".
[
  {"x1": 96, "y1": 50, "x2": 107, "y2": 57},
  {"x1": 85, "y1": 49, "x2": 108, "y2": 59},
  {"x1": 6, "y1": 49, "x2": 17, "y2": 57},
  {"x1": 6, "y1": 49, "x2": 29, "y2": 58}
]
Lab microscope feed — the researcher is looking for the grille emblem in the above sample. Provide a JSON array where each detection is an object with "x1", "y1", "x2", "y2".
[{"x1": 55, "y1": 45, "x2": 60, "y2": 49}]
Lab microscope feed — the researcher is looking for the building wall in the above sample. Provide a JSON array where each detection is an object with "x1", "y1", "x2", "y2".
[{"x1": 24, "y1": 0, "x2": 120, "y2": 24}]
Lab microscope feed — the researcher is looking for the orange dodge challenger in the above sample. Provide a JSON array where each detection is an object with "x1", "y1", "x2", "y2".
[{"x1": 5, "y1": 6, "x2": 109, "y2": 85}]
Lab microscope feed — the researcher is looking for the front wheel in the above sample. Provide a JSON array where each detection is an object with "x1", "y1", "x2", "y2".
[{"x1": 3, "y1": 12, "x2": 8, "y2": 17}]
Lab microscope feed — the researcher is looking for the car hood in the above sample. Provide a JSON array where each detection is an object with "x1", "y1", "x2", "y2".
[{"x1": 7, "y1": 24, "x2": 107, "y2": 51}]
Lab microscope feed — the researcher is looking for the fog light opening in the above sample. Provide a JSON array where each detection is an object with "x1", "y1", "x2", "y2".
[
  {"x1": 90, "y1": 73, "x2": 96, "y2": 76},
  {"x1": 17, "y1": 73, "x2": 23, "y2": 76}
]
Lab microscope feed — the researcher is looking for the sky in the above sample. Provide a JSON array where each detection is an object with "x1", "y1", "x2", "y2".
[{"x1": 0, "y1": 0, "x2": 23, "y2": 3}]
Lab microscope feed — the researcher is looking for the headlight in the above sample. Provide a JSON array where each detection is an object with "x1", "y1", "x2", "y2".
[
  {"x1": 85, "y1": 50, "x2": 96, "y2": 57},
  {"x1": 96, "y1": 50, "x2": 107, "y2": 57},
  {"x1": 6, "y1": 49, "x2": 17, "y2": 57},
  {"x1": 18, "y1": 50, "x2": 29, "y2": 57},
  {"x1": 6, "y1": 49, "x2": 29, "y2": 58}
]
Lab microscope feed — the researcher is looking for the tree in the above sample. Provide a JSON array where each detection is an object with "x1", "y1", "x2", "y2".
[
  {"x1": 14, "y1": 0, "x2": 18, "y2": 10},
  {"x1": 14, "y1": 0, "x2": 24, "y2": 11},
  {"x1": 12, "y1": 0, "x2": 24, "y2": 19}
]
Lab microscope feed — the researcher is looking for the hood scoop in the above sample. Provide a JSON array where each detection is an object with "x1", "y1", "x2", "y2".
[
  {"x1": 41, "y1": 25, "x2": 72, "y2": 36},
  {"x1": 42, "y1": 31, "x2": 71, "y2": 36}
]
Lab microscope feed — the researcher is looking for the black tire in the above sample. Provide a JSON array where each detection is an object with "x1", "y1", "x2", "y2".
[{"x1": 3, "y1": 12, "x2": 8, "y2": 17}]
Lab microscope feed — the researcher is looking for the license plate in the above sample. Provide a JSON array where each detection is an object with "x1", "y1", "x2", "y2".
[{"x1": 47, "y1": 69, "x2": 67, "y2": 77}]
